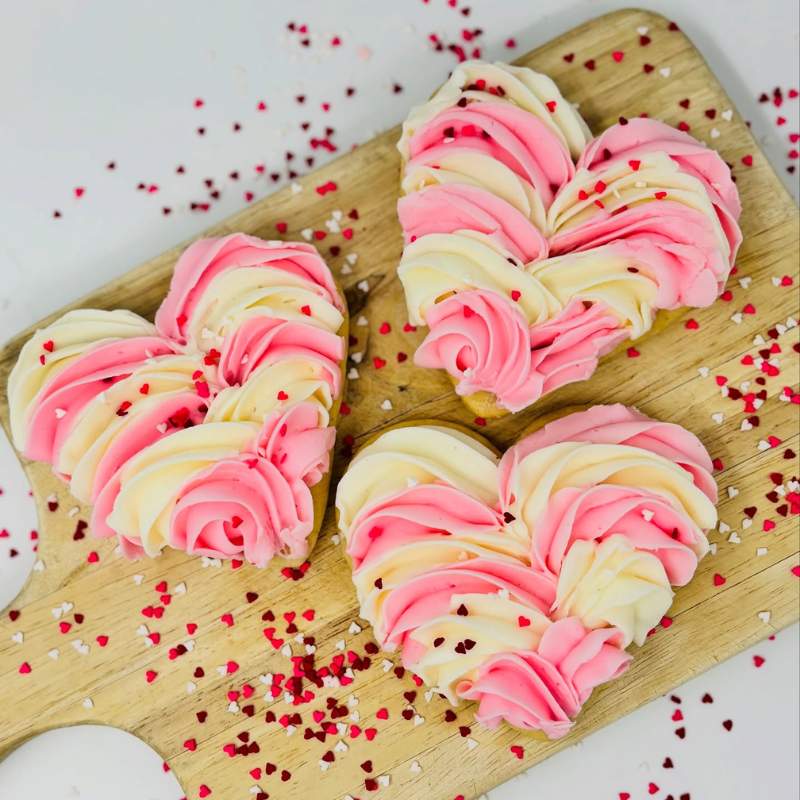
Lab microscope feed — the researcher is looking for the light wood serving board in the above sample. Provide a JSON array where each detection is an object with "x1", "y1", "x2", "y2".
[{"x1": 1, "y1": 9, "x2": 798, "y2": 800}]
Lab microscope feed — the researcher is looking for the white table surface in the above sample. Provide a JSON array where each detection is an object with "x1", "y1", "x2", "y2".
[{"x1": 0, "y1": 2, "x2": 797, "y2": 798}]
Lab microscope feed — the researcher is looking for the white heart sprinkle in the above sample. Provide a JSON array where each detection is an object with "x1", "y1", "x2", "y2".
[
  {"x1": 637, "y1": 25, "x2": 649, "y2": 35},
  {"x1": 11, "y1": 632, "x2": 23, "y2": 644},
  {"x1": 721, "y1": 109, "x2": 733, "y2": 121},
  {"x1": 740, "y1": 419, "x2": 753, "y2": 431},
  {"x1": 357, "y1": 280, "x2": 369, "y2": 293},
  {"x1": 348, "y1": 367, "x2": 360, "y2": 380},
  {"x1": 742, "y1": 518, "x2": 752, "y2": 530},
  {"x1": 712, "y1": 412, "x2": 724, "y2": 424},
  {"x1": 728, "y1": 531, "x2": 741, "y2": 544},
  {"x1": 756, "y1": 547, "x2": 768, "y2": 556},
  {"x1": 758, "y1": 611, "x2": 771, "y2": 623},
  {"x1": 719, "y1": 520, "x2": 731, "y2": 533},
  {"x1": 48, "y1": 648, "x2": 60, "y2": 660},
  {"x1": 82, "y1": 698, "x2": 94, "y2": 709},
  {"x1": 659, "y1": 67, "x2": 671, "y2": 78},
  {"x1": 698, "y1": 366, "x2": 709, "y2": 378},
  {"x1": 380, "y1": 399, "x2": 393, "y2": 411},
  {"x1": 410, "y1": 760, "x2": 422, "y2": 773},
  {"x1": 710, "y1": 127, "x2": 720, "y2": 139},
  {"x1": 357, "y1": 315, "x2": 368, "y2": 326}
]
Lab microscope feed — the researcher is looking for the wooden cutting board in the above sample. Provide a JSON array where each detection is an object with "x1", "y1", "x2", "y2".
[{"x1": 0, "y1": 9, "x2": 797, "y2": 800}]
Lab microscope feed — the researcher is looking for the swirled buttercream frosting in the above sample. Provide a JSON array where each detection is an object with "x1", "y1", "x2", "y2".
[
  {"x1": 9, "y1": 233, "x2": 346, "y2": 566},
  {"x1": 396, "y1": 60, "x2": 741, "y2": 413},
  {"x1": 337, "y1": 405, "x2": 717, "y2": 737}
]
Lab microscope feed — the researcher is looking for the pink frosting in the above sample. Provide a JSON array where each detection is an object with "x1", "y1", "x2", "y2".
[
  {"x1": 89, "y1": 394, "x2": 208, "y2": 502},
  {"x1": 407, "y1": 101, "x2": 574, "y2": 206},
  {"x1": 456, "y1": 618, "x2": 631, "y2": 738},
  {"x1": 398, "y1": 184, "x2": 548, "y2": 262},
  {"x1": 384, "y1": 560, "x2": 556, "y2": 653},
  {"x1": 347, "y1": 482, "x2": 504, "y2": 570},
  {"x1": 415, "y1": 291, "x2": 627, "y2": 412},
  {"x1": 255, "y1": 402, "x2": 336, "y2": 487},
  {"x1": 577, "y1": 118, "x2": 742, "y2": 262},
  {"x1": 532, "y1": 485, "x2": 707, "y2": 586},
  {"x1": 23, "y1": 336, "x2": 177, "y2": 466},
  {"x1": 219, "y1": 315, "x2": 344, "y2": 398},
  {"x1": 499, "y1": 403, "x2": 718, "y2": 508},
  {"x1": 155, "y1": 233, "x2": 343, "y2": 345},
  {"x1": 550, "y1": 204, "x2": 731, "y2": 308},
  {"x1": 169, "y1": 456, "x2": 313, "y2": 566},
  {"x1": 527, "y1": 298, "x2": 628, "y2": 396}
]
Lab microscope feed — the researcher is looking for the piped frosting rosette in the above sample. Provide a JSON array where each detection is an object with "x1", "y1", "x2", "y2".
[
  {"x1": 336, "y1": 404, "x2": 717, "y2": 738},
  {"x1": 8, "y1": 234, "x2": 347, "y2": 566},
  {"x1": 396, "y1": 60, "x2": 742, "y2": 414}
]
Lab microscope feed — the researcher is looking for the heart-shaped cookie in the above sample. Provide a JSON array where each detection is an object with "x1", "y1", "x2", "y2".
[
  {"x1": 8, "y1": 233, "x2": 347, "y2": 567},
  {"x1": 396, "y1": 61, "x2": 742, "y2": 416},
  {"x1": 336, "y1": 404, "x2": 717, "y2": 738}
]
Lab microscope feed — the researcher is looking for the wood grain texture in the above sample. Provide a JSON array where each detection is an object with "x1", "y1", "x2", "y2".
[{"x1": 0, "y1": 9, "x2": 798, "y2": 800}]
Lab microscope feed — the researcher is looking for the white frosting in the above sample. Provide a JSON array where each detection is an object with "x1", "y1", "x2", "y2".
[{"x1": 335, "y1": 424, "x2": 499, "y2": 531}]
